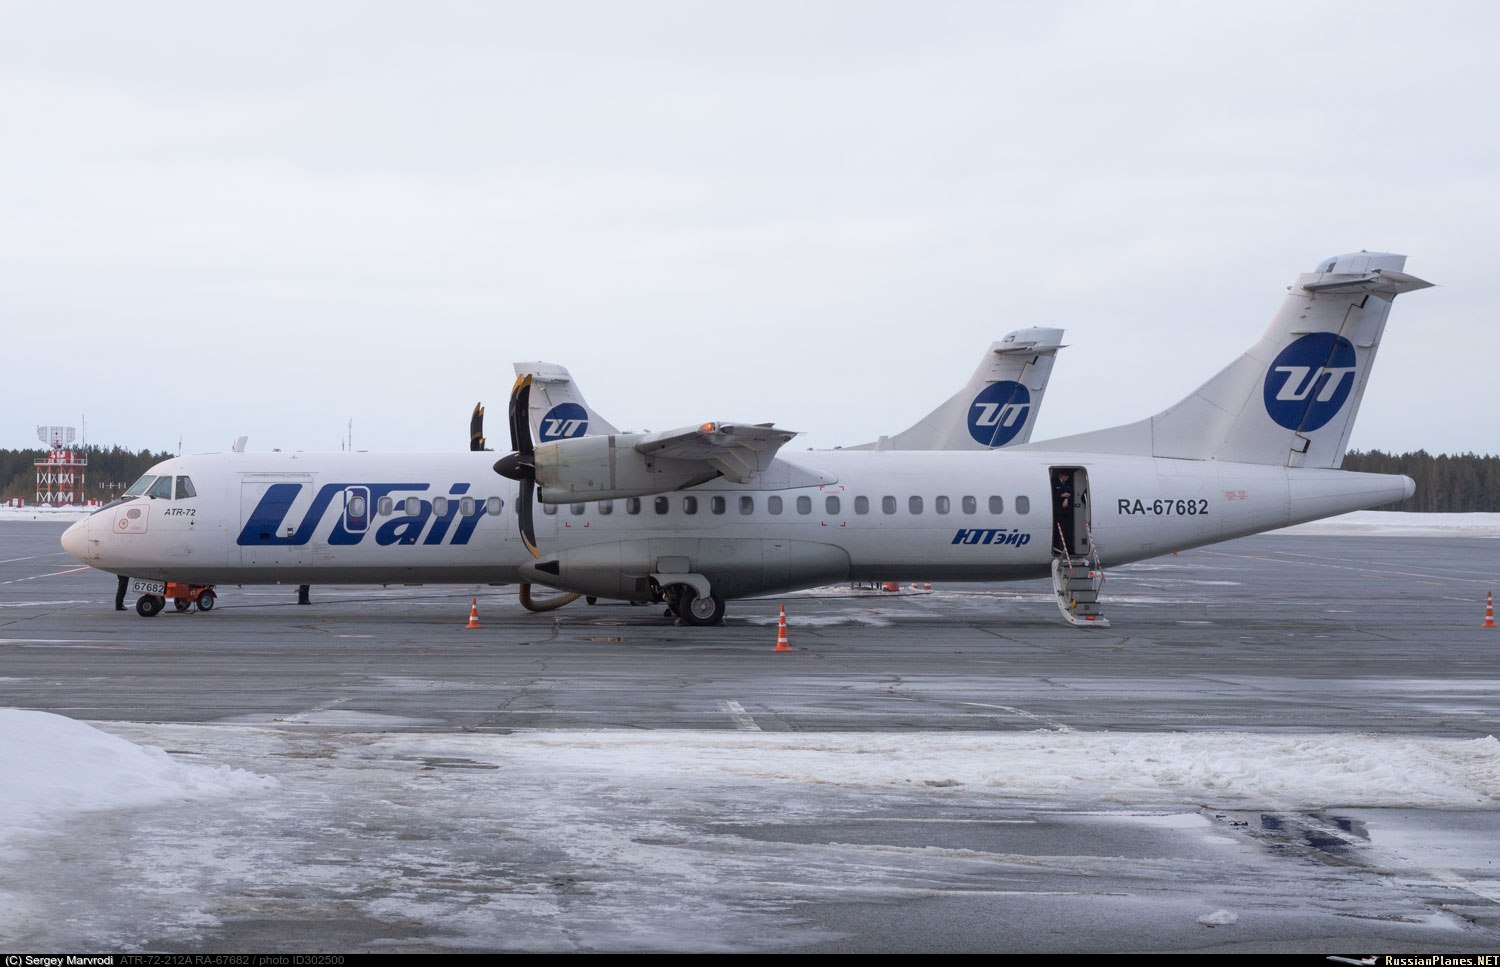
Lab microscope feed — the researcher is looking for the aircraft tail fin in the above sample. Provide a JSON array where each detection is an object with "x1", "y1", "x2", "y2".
[
  {"x1": 511, "y1": 362, "x2": 620, "y2": 443},
  {"x1": 847, "y1": 327, "x2": 1065, "y2": 450},
  {"x1": 1024, "y1": 253, "x2": 1431, "y2": 468}
]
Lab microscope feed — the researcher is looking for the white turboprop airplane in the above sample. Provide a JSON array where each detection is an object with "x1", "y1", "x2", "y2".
[
  {"x1": 508, "y1": 327, "x2": 1066, "y2": 453},
  {"x1": 62, "y1": 252, "x2": 1429, "y2": 627}
]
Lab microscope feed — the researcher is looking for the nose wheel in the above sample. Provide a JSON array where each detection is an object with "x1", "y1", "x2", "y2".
[{"x1": 136, "y1": 595, "x2": 165, "y2": 617}]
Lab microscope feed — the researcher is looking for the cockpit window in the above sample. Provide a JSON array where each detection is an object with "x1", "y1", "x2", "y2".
[
  {"x1": 145, "y1": 476, "x2": 174, "y2": 499},
  {"x1": 124, "y1": 475, "x2": 157, "y2": 497},
  {"x1": 175, "y1": 476, "x2": 196, "y2": 499}
]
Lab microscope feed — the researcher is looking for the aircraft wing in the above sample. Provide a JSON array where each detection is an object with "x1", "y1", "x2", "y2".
[
  {"x1": 529, "y1": 421, "x2": 805, "y2": 501},
  {"x1": 634, "y1": 422, "x2": 797, "y2": 483}
]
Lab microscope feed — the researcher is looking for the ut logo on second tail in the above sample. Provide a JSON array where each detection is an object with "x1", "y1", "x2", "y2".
[
  {"x1": 1262, "y1": 333, "x2": 1358, "y2": 431},
  {"x1": 967, "y1": 381, "x2": 1032, "y2": 448}
]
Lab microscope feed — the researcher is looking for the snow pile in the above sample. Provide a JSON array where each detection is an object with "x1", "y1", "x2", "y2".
[
  {"x1": 1198, "y1": 909, "x2": 1238, "y2": 926},
  {"x1": 0, "y1": 710, "x2": 275, "y2": 840}
]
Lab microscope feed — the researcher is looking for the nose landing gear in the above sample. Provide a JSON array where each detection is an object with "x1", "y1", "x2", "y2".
[{"x1": 134, "y1": 583, "x2": 217, "y2": 616}]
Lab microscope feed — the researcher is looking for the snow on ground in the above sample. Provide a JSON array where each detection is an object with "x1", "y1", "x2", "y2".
[
  {"x1": 0, "y1": 505, "x2": 92, "y2": 522},
  {"x1": 4, "y1": 717, "x2": 1496, "y2": 863},
  {"x1": 1271, "y1": 511, "x2": 1500, "y2": 538}
]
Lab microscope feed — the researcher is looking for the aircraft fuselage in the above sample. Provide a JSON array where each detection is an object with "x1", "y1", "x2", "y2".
[{"x1": 62, "y1": 449, "x2": 1413, "y2": 598}]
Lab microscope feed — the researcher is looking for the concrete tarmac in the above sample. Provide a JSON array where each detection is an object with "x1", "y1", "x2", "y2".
[{"x1": 2, "y1": 520, "x2": 1498, "y2": 953}]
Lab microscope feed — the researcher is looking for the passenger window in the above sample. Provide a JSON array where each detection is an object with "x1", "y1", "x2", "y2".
[
  {"x1": 570, "y1": 503, "x2": 586, "y2": 515},
  {"x1": 599, "y1": 500, "x2": 613, "y2": 515},
  {"x1": 348, "y1": 494, "x2": 367, "y2": 518},
  {"x1": 739, "y1": 495, "x2": 754, "y2": 515},
  {"x1": 683, "y1": 496, "x2": 698, "y2": 514},
  {"x1": 378, "y1": 496, "x2": 394, "y2": 516},
  {"x1": 543, "y1": 503, "x2": 558, "y2": 516},
  {"x1": 146, "y1": 476, "x2": 174, "y2": 499},
  {"x1": 175, "y1": 476, "x2": 196, "y2": 499},
  {"x1": 989, "y1": 496, "x2": 1004, "y2": 514},
  {"x1": 826, "y1": 495, "x2": 840, "y2": 514},
  {"x1": 909, "y1": 496, "x2": 923, "y2": 514},
  {"x1": 405, "y1": 496, "x2": 422, "y2": 516},
  {"x1": 935, "y1": 496, "x2": 950, "y2": 515},
  {"x1": 627, "y1": 497, "x2": 641, "y2": 515},
  {"x1": 882, "y1": 496, "x2": 896, "y2": 515},
  {"x1": 962, "y1": 496, "x2": 977, "y2": 514},
  {"x1": 796, "y1": 495, "x2": 812, "y2": 514},
  {"x1": 460, "y1": 496, "x2": 475, "y2": 517},
  {"x1": 124, "y1": 475, "x2": 156, "y2": 497},
  {"x1": 711, "y1": 496, "x2": 725, "y2": 515},
  {"x1": 854, "y1": 496, "x2": 869, "y2": 515},
  {"x1": 1016, "y1": 495, "x2": 1031, "y2": 514},
  {"x1": 654, "y1": 496, "x2": 669, "y2": 515},
  {"x1": 485, "y1": 496, "x2": 503, "y2": 516},
  {"x1": 433, "y1": 497, "x2": 449, "y2": 518},
  {"x1": 768, "y1": 496, "x2": 783, "y2": 515}
]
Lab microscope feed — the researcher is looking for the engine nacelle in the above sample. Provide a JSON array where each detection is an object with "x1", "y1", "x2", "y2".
[{"x1": 534, "y1": 434, "x2": 710, "y2": 503}]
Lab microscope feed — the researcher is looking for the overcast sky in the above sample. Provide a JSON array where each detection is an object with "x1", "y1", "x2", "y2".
[{"x1": 2, "y1": 1, "x2": 1494, "y2": 458}]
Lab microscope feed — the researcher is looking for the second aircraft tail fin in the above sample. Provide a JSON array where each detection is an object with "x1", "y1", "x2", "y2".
[{"x1": 848, "y1": 327, "x2": 1065, "y2": 451}]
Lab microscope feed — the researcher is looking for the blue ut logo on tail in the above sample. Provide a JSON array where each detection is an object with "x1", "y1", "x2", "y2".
[
  {"x1": 967, "y1": 381, "x2": 1031, "y2": 447},
  {"x1": 1263, "y1": 333, "x2": 1358, "y2": 431},
  {"x1": 539, "y1": 403, "x2": 589, "y2": 442}
]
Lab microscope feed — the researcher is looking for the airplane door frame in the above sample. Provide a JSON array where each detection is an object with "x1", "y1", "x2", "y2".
[{"x1": 1049, "y1": 465, "x2": 1092, "y2": 558}]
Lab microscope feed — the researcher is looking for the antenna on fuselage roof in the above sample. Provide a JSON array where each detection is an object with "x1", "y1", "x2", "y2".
[{"x1": 232, "y1": 436, "x2": 248, "y2": 453}]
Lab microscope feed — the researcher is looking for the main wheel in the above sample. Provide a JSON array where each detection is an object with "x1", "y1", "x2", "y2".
[
  {"x1": 678, "y1": 590, "x2": 726, "y2": 626},
  {"x1": 173, "y1": 598, "x2": 192, "y2": 613},
  {"x1": 196, "y1": 589, "x2": 216, "y2": 612},
  {"x1": 136, "y1": 595, "x2": 164, "y2": 617}
]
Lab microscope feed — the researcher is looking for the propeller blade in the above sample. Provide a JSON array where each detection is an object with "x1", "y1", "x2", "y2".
[
  {"x1": 516, "y1": 481, "x2": 539, "y2": 558},
  {"x1": 470, "y1": 402, "x2": 487, "y2": 452},
  {"x1": 498, "y1": 375, "x2": 540, "y2": 558},
  {"x1": 508, "y1": 374, "x2": 533, "y2": 456}
]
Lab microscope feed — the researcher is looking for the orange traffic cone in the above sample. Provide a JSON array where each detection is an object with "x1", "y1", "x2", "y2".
[
  {"x1": 466, "y1": 597, "x2": 482, "y2": 629},
  {"x1": 1485, "y1": 591, "x2": 1496, "y2": 629},
  {"x1": 773, "y1": 603, "x2": 791, "y2": 651}
]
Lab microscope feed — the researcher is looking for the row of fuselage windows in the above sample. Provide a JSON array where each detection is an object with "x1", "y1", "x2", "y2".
[
  {"x1": 373, "y1": 495, "x2": 506, "y2": 518},
  {"x1": 539, "y1": 494, "x2": 1033, "y2": 517}
]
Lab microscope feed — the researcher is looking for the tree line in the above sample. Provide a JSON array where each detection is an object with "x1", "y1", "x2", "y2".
[
  {"x1": 1339, "y1": 450, "x2": 1500, "y2": 512},
  {"x1": 1, "y1": 445, "x2": 176, "y2": 503},
  {"x1": 2, "y1": 445, "x2": 1495, "y2": 511}
]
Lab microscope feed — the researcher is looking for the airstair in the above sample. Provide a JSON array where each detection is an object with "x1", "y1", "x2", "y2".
[{"x1": 1051, "y1": 523, "x2": 1108, "y2": 627}]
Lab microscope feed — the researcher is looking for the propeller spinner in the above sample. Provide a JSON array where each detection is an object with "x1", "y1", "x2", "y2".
[{"x1": 493, "y1": 374, "x2": 540, "y2": 558}]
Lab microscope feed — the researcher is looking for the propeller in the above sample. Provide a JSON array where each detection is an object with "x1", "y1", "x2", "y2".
[
  {"x1": 470, "y1": 402, "x2": 488, "y2": 452},
  {"x1": 493, "y1": 374, "x2": 539, "y2": 558}
]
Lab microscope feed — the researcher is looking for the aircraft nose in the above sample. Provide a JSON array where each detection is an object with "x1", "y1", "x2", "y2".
[{"x1": 60, "y1": 518, "x2": 91, "y2": 561}]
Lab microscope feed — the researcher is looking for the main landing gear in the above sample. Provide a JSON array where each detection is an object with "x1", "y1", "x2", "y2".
[{"x1": 661, "y1": 584, "x2": 726, "y2": 626}]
